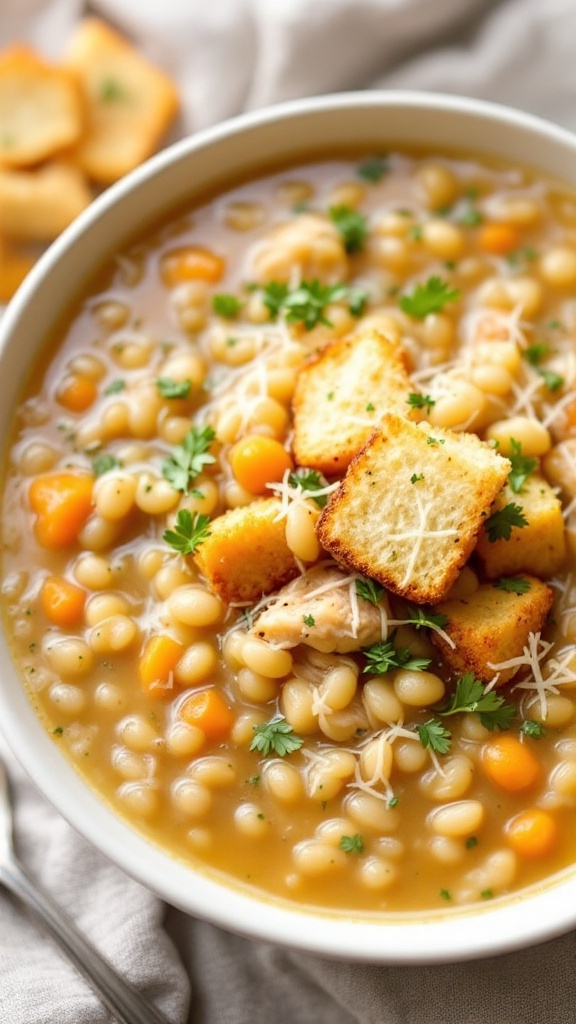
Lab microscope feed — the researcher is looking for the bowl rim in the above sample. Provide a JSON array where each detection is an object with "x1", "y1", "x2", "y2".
[{"x1": 3, "y1": 88, "x2": 576, "y2": 964}]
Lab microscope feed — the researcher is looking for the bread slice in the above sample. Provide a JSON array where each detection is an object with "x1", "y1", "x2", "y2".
[
  {"x1": 475, "y1": 474, "x2": 566, "y2": 579},
  {"x1": 430, "y1": 576, "x2": 554, "y2": 685},
  {"x1": 0, "y1": 160, "x2": 92, "y2": 241},
  {"x1": 317, "y1": 414, "x2": 511, "y2": 604},
  {"x1": 292, "y1": 328, "x2": 420, "y2": 476},
  {"x1": 0, "y1": 46, "x2": 83, "y2": 168},
  {"x1": 194, "y1": 498, "x2": 299, "y2": 604},
  {"x1": 64, "y1": 18, "x2": 179, "y2": 184}
]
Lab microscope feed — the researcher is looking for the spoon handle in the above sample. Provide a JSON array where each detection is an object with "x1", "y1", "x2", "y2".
[{"x1": 0, "y1": 856, "x2": 172, "y2": 1024}]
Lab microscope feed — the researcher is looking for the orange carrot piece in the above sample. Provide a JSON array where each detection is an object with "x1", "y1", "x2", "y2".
[
  {"x1": 230, "y1": 435, "x2": 294, "y2": 495},
  {"x1": 481, "y1": 734, "x2": 541, "y2": 793},
  {"x1": 505, "y1": 807, "x2": 558, "y2": 859},
  {"x1": 477, "y1": 222, "x2": 520, "y2": 256},
  {"x1": 41, "y1": 575, "x2": 86, "y2": 627},
  {"x1": 139, "y1": 634, "x2": 185, "y2": 699},
  {"x1": 160, "y1": 245, "x2": 225, "y2": 287},
  {"x1": 57, "y1": 373, "x2": 98, "y2": 413},
  {"x1": 178, "y1": 687, "x2": 233, "y2": 740},
  {"x1": 29, "y1": 472, "x2": 94, "y2": 549}
]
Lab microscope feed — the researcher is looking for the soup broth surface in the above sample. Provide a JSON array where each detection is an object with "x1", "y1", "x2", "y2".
[{"x1": 4, "y1": 150, "x2": 576, "y2": 913}]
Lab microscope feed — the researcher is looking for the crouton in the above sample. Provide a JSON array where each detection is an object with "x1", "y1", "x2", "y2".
[
  {"x1": 430, "y1": 576, "x2": 554, "y2": 685},
  {"x1": 251, "y1": 563, "x2": 389, "y2": 653},
  {"x1": 64, "y1": 18, "x2": 179, "y2": 184},
  {"x1": 292, "y1": 328, "x2": 419, "y2": 475},
  {"x1": 193, "y1": 498, "x2": 299, "y2": 604},
  {"x1": 0, "y1": 46, "x2": 83, "y2": 168},
  {"x1": 475, "y1": 474, "x2": 566, "y2": 579},
  {"x1": 317, "y1": 414, "x2": 511, "y2": 604},
  {"x1": 0, "y1": 161, "x2": 92, "y2": 242}
]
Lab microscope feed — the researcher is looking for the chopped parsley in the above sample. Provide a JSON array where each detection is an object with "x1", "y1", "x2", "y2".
[
  {"x1": 439, "y1": 889, "x2": 452, "y2": 901},
  {"x1": 355, "y1": 577, "x2": 385, "y2": 606},
  {"x1": 411, "y1": 473, "x2": 424, "y2": 484},
  {"x1": 407, "y1": 392, "x2": 435, "y2": 412},
  {"x1": 362, "y1": 632, "x2": 431, "y2": 675},
  {"x1": 405, "y1": 607, "x2": 449, "y2": 632},
  {"x1": 520, "y1": 719, "x2": 546, "y2": 739},
  {"x1": 261, "y1": 279, "x2": 367, "y2": 328},
  {"x1": 163, "y1": 509, "x2": 211, "y2": 555},
  {"x1": 506, "y1": 245, "x2": 537, "y2": 269},
  {"x1": 417, "y1": 719, "x2": 452, "y2": 755},
  {"x1": 357, "y1": 155, "x2": 389, "y2": 182},
  {"x1": 329, "y1": 205, "x2": 368, "y2": 253},
  {"x1": 484, "y1": 502, "x2": 528, "y2": 542},
  {"x1": 250, "y1": 717, "x2": 304, "y2": 758},
  {"x1": 524, "y1": 342, "x2": 551, "y2": 366},
  {"x1": 91, "y1": 452, "x2": 121, "y2": 477},
  {"x1": 99, "y1": 78, "x2": 128, "y2": 103},
  {"x1": 288, "y1": 468, "x2": 330, "y2": 507},
  {"x1": 399, "y1": 276, "x2": 460, "y2": 319},
  {"x1": 481, "y1": 889, "x2": 494, "y2": 900},
  {"x1": 426, "y1": 435, "x2": 445, "y2": 446},
  {"x1": 538, "y1": 368, "x2": 564, "y2": 392},
  {"x1": 162, "y1": 425, "x2": 216, "y2": 493},
  {"x1": 493, "y1": 577, "x2": 531, "y2": 595},
  {"x1": 339, "y1": 834, "x2": 365, "y2": 854},
  {"x1": 212, "y1": 293, "x2": 243, "y2": 318},
  {"x1": 104, "y1": 378, "x2": 126, "y2": 395},
  {"x1": 348, "y1": 287, "x2": 369, "y2": 317},
  {"x1": 507, "y1": 439, "x2": 538, "y2": 494},
  {"x1": 261, "y1": 281, "x2": 289, "y2": 319},
  {"x1": 303, "y1": 614, "x2": 316, "y2": 628},
  {"x1": 408, "y1": 224, "x2": 423, "y2": 241},
  {"x1": 53, "y1": 726, "x2": 64, "y2": 737},
  {"x1": 437, "y1": 672, "x2": 516, "y2": 730},
  {"x1": 465, "y1": 836, "x2": 479, "y2": 850},
  {"x1": 156, "y1": 377, "x2": 192, "y2": 400}
]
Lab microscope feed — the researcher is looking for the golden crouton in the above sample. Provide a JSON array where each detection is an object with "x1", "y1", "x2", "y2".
[
  {"x1": 0, "y1": 238, "x2": 35, "y2": 302},
  {"x1": 64, "y1": 19, "x2": 179, "y2": 184},
  {"x1": 431, "y1": 576, "x2": 554, "y2": 685},
  {"x1": 475, "y1": 474, "x2": 566, "y2": 579},
  {"x1": 0, "y1": 46, "x2": 83, "y2": 168},
  {"x1": 194, "y1": 498, "x2": 299, "y2": 604},
  {"x1": 317, "y1": 414, "x2": 511, "y2": 604},
  {"x1": 292, "y1": 328, "x2": 419, "y2": 476},
  {"x1": 0, "y1": 161, "x2": 92, "y2": 241}
]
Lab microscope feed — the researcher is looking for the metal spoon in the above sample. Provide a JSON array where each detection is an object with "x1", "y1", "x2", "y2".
[{"x1": 0, "y1": 754, "x2": 173, "y2": 1024}]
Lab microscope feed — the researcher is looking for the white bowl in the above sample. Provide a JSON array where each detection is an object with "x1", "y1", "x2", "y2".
[{"x1": 2, "y1": 91, "x2": 576, "y2": 964}]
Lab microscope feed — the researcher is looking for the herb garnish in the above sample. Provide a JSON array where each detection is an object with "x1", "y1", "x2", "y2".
[
  {"x1": 163, "y1": 509, "x2": 211, "y2": 555},
  {"x1": 417, "y1": 719, "x2": 452, "y2": 754},
  {"x1": 104, "y1": 379, "x2": 126, "y2": 395},
  {"x1": 303, "y1": 614, "x2": 316, "y2": 628},
  {"x1": 288, "y1": 468, "x2": 330, "y2": 507},
  {"x1": 250, "y1": 717, "x2": 304, "y2": 758},
  {"x1": 357, "y1": 156, "x2": 389, "y2": 182},
  {"x1": 156, "y1": 377, "x2": 192, "y2": 400},
  {"x1": 520, "y1": 720, "x2": 546, "y2": 739},
  {"x1": 507, "y1": 439, "x2": 537, "y2": 494},
  {"x1": 399, "y1": 276, "x2": 460, "y2": 319},
  {"x1": 405, "y1": 607, "x2": 449, "y2": 632},
  {"x1": 212, "y1": 293, "x2": 243, "y2": 318},
  {"x1": 355, "y1": 577, "x2": 385, "y2": 605},
  {"x1": 91, "y1": 453, "x2": 121, "y2": 477},
  {"x1": 484, "y1": 502, "x2": 528, "y2": 542},
  {"x1": 329, "y1": 205, "x2": 368, "y2": 253},
  {"x1": 407, "y1": 392, "x2": 435, "y2": 412},
  {"x1": 362, "y1": 632, "x2": 431, "y2": 675},
  {"x1": 524, "y1": 342, "x2": 551, "y2": 366},
  {"x1": 538, "y1": 368, "x2": 564, "y2": 393},
  {"x1": 493, "y1": 577, "x2": 531, "y2": 595},
  {"x1": 339, "y1": 834, "x2": 365, "y2": 854},
  {"x1": 162, "y1": 425, "x2": 216, "y2": 493}
]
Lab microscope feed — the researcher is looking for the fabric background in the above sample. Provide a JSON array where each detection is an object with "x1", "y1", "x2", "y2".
[{"x1": 2, "y1": 1, "x2": 576, "y2": 1020}]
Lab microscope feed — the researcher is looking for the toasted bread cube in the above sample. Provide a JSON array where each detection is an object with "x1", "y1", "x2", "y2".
[
  {"x1": 194, "y1": 498, "x2": 299, "y2": 604},
  {"x1": 317, "y1": 414, "x2": 510, "y2": 604},
  {"x1": 0, "y1": 46, "x2": 83, "y2": 169},
  {"x1": 0, "y1": 238, "x2": 35, "y2": 302},
  {"x1": 64, "y1": 18, "x2": 179, "y2": 184},
  {"x1": 476, "y1": 474, "x2": 566, "y2": 579},
  {"x1": 292, "y1": 328, "x2": 418, "y2": 476},
  {"x1": 0, "y1": 161, "x2": 92, "y2": 242},
  {"x1": 431, "y1": 576, "x2": 554, "y2": 685}
]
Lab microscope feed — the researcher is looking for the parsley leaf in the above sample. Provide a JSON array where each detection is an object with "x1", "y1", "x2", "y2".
[
  {"x1": 339, "y1": 834, "x2": 365, "y2": 854},
  {"x1": 407, "y1": 392, "x2": 435, "y2": 412},
  {"x1": 426, "y1": 435, "x2": 445, "y2": 446},
  {"x1": 417, "y1": 719, "x2": 452, "y2": 755},
  {"x1": 303, "y1": 613, "x2": 316, "y2": 627},
  {"x1": 357, "y1": 156, "x2": 389, "y2": 182},
  {"x1": 437, "y1": 672, "x2": 516, "y2": 731},
  {"x1": 520, "y1": 719, "x2": 546, "y2": 739},
  {"x1": 493, "y1": 577, "x2": 531, "y2": 595},
  {"x1": 162, "y1": 425, "x2": 216, "y2": 493},
  {"x1": 163, "y1": 509, "x2": 211, "y2": 555},
  {"x1": 288, "y1": 468, "x2": 330, "y2": 507},
  {"x1": 283, "y1": 280, "x2": 349, "y2": 330},
  {"x1": 104, "y1": 379, "x2": 126, "y2": 395},
  {"x1": 538, "y1": 368, "x2": 564, "y2": 392},
  {"x1": 405, "y1": 607, "x2": 449, "y2": 631},
  {"x1": 329, "y1": 205, "x2": 368, "y2": 253},
  {"x1": 156, "y1": 377, "x2": 192, "y2": 400},
  {"x1": 485, "y1": 502, "x2": 528, "y2": 542},
  {"x1": 212, "y1": 293, "x2": 243, "y2": 318},
  {"x1": 91, "y1": 452, "x2": 121, "y2": 477},
  {"x1": 99, "y1": 78, "x2": 127, "y2": 103},
  {"x1": 348, "y1": 287, "x2": 369, "y2": 317},
  {"x1": 362, "y1": 631, "x2": 431, "y2": 675},
  {"x1": 355, "y1": 577, "x2": 385, "y2": 605},
  {"x1": 399, "y1": 276, "x2": 460, "y2": 319},
  {"x1": 250, "y1": 717, "x2": 304, "y2": 758},
  {"x1": 524, "y1": 342, "x2": 551, "y2": 366},
  {"x1": 261, "y1": 281, "x2": 290, "y2": 319},
  {"x1": 507, "y1": 438, "x2": 538, "y2": 494}
]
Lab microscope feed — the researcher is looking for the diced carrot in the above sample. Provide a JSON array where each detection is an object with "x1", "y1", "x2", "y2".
[
  {"x1": 477, "y1": 222, "x2": 520, "y2": 256},
  {"x1": 41, "y1": 575, "x2": 86, "y2": 627},
  {"x1": 139, "y1": 634, "x2": 185, "y2": 699},
  {"x1": 505, "y1": 807, "x2": 558, "y2": 859},
  {"x1": 57, "y1": 373, "x2": 98, "y2": 413},
  {"x1": 481, "y1": 734, "x2": 541, "y2": 793},
  {"x1": 160, "y1": 245, "x2": 225, "y2": 287},
  {"x1": 29, "y1": 472, "x2": 94, "y2": 549},
  {"x1": 178, "y1": 687, "x2": 233, "y2": 740},
  {"x1": 230, "y1": 435, "x2": 294, "y2": 495}
]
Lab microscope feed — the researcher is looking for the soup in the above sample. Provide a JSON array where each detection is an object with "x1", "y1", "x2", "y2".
[{"x1": 3, "y1": 150, "x2": 576, "y2": 914}]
